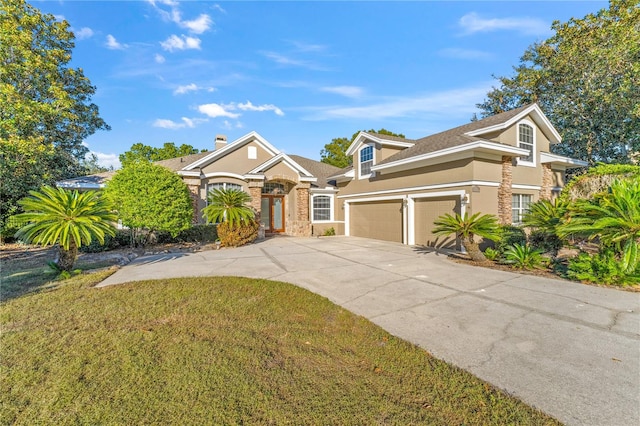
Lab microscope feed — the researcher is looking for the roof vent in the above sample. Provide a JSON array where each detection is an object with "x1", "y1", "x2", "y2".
[{"x1": 215, "y1": 134, "x2": 227, "y2": 151}]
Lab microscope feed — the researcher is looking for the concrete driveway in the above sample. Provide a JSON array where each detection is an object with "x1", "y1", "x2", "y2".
[{"x1": 98, "y1": 236, "x2": 640, "y2": 426}]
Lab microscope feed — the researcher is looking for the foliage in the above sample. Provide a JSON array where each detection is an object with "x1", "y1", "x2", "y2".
[
  {"x1": 523, "y1": 198, "x2": 568, "y2": 254},
  {"x1": 323, "y1": 227, "x2": 336, "y2": 236},
  {"x1": 477, "y1": 0, "x2": 640, "y2": 164},
  {"x1": 495, "y1": 225, "x2": 527, "y2": 254},
  {"x1": 119, "y1": 142, "x2": 205, "y2": 167},
  {"x1": 0, "y1": 275, "x2": 559, "y2": 425},
  {"x1": 13, "y1": 186, "x2": 116, "y2": 271},
  {"x1": 559, "y1": 179, "x2": 640, "y2": 273},
  {"x1": 433, "y1": 212, "x2": 501, "y2": 261},
  {"x1": 502, "y1": 244, "x2": 546, "y2": 270},
  {"x1": 203, "y1": 187, "x2": 255, "y2": 227},
  {"x1": 80, "y1": 153, "x2": 112, "y2": 175},
  {"x1": 79, "y1": 229, "x2": 133, "y2": 253},
  {"x1": 483, "y1": 247, "x2": 500, "y2": 261},
  {"x1": 320, "y1": 128, "x2": 406, "y2": 168},
  {"x1": 216, "y1": 220, "x2": 259, "y2": 247},
  {"x1": 0, "y1": 0, "x2": 110, "y2": 228},
  {"x1": 567, "y1": 250, "x2": 639, "y2": 286},
  {"x1": 104, "y1": 162, "x2": 193, "y2": 245},
  {"x1": 560, "y1": 163, "x2": 640, "y2": 202}
]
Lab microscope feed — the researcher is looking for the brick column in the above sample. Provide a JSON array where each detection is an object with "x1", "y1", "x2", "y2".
[
  {"x1": 247, "y1": 180, "x2": 264, "y2": 216},
  {"x1": 540, "y1": 163, "x2": 553, "y2": 200},
  {"x1": 498, "y1": 156, "x2": 513, "y2": 225},
  {"x1": 296, "y1": 186, "x2": 309, "y2": 222}
]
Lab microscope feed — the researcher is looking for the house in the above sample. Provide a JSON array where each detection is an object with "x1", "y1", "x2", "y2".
[{"x1": 59, "y1": 103, "x2": 587, "y2": 246}]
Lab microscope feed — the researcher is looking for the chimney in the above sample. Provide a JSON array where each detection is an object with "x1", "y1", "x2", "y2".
[{"x1": 215, "y1": 134, "x2": 227, "y2": 151}]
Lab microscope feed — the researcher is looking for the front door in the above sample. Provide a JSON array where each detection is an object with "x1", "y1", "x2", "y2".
[{"x1": 260, "y1": 195, "x2": 285, "y2": 233}]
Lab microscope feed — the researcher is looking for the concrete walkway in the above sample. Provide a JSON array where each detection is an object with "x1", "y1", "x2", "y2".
[{"x1": 98, "y1": 236, "x2": 640, "y2": 426}]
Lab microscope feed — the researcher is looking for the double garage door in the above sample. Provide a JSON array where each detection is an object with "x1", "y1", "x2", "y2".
[{"x1": 349, "y1": 196, "x2": 459, "y2": 247}]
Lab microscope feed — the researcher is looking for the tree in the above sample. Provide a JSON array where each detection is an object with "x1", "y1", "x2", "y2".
[
  {"x1": 119, "y1": 142, "x2": 203, "y2": 167},
  {"x1": 320, "y1": 129, "x2": 406, "y2": 168},
  {"x1": 0, "y1": 0, "x2": 110, "y2": 228},
  {"x1": 476, "y1": 0, "x2": 639, "y2": 165},
  {"x1": 104, "y1": 162, "x2": 193, "y2": 245},
  {"x1": 432, "y1": 213, "x2": 501, "y2": 262},
  {"x1": 202, "y1": 187, "x2": 258, "y2": 247},
  {"x1": 14, "y1": 186, "x2": 116, "y2": 271},
  {"x1": 559, "y1": 179, "x2": 640, "y2": 274},
  {"x1": 80, "y1": 153, "x2": 112, "y2": 175}
]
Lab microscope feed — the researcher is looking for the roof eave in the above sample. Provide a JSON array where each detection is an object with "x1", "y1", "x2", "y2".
[{"x1": 540, "y1": 152, "x2": 588, "y2": 168}]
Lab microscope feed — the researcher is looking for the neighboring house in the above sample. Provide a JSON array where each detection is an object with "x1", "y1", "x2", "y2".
[{"x1": 59, "y1": 103, "x2": 586, "y2": 246}]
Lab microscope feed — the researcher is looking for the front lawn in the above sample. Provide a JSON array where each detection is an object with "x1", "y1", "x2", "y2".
[{"x1": 0, "y1": 273, "x2": 559, "y2": 425}]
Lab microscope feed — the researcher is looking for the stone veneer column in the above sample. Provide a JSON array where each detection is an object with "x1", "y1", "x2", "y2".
[
  {"x1": 247, "y1": 180, "x2": 264, "y2": 216},
  {"x1": 498, "y1": 156, "x2": 513, "y2": 225},
  {"x1": 294, "y1": 183, "x2": 311, "y2": 237},
  {"x1": 540, "y1": 163, "x2": 553, "y2": 200},
  {"x1": 183, "y1": 179, "x2": 201, "y2": 224}
]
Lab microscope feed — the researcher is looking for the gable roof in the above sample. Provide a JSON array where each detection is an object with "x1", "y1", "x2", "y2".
[
  {"x1": 377, "y1": 103, "x2": 554, "y2": 167},
  {"x1": 346, "y1": 131, "x2": 415, "y2": 156},
  {"x1": 288, "y1": 155, "x2": 342, "y2": 188},
  {"x1": 154, "y1": 150, "x2": 212, "y2": 172}
]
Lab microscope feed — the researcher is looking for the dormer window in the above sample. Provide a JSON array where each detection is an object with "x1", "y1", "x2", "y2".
[
  {"x1": 517, "y1": 122, "x2": 535, "y2": 166},
  {"x1": 359, "y1": 145, "x2": 374, "y2": 178}
]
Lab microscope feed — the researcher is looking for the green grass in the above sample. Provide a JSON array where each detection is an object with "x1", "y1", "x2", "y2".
[{"x1": 1, "y1": 273, "x2": 560, "y2": 425}]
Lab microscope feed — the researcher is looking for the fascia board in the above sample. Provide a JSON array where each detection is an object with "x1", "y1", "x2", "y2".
[
  {"x1": 177, "y1": 170, "x2": 201, "y2": 177},
  {"x1": 184, "y1": 131, "x2": 280, "y2": 170},
  {"x1": 346, "y1": 132, "x2": 414, "y2": 156},
  {"x1": 540, "y1": 152, "x2": 588, "y2": 167},
  {"x1": 243, "y1": 174, "x2": 265, "y2": 180},
  {"x1": 345, "y1": 132, "x2": 368, "y2": 156},
  {"x1": 371, "y1": 141, "x2": 529, "y2": 172}
]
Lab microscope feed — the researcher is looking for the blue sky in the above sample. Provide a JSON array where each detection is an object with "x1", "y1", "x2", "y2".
[{"x1": 35, "y1": 0, "x2": 607, "y2": 169}]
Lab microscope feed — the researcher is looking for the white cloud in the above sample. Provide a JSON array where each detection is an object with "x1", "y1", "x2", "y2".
[
  {"x1": 160, "y1": 34, "x2": 201, "y2": 52},
  {"x1": 85, "y1": 150, "x2": 121, "y2": 170},
  {"x1": 439, "y1": 48, "x2": 492, "y2": 60},
  {"x1": 105, "y1": 34, "x2": 126, "y2": 50},
  {"x1": 74, "y1": 27, "x2": 94, "y2": 40},
  {"x1": 154, "y1": 54, "x2": 166, "y2": 63},
  {"x1": 180, "y1": 14, "x2": 212, "y2": 34},
  {"x1": 305, "y1": 84, "x2": 492, "y2": 121},
  {"x1": 459, "y1": 12, "x2": 550, "y2": 36},
  {"x1": 236, "y1": 101, "x2": 284, "y2": 116},
  {"x1": 153, "y1": 116, "x2": 208, "y2": 129},
  {"x1": 198, "y1": 103, "x2": 240, "y2": 119},
  {"x1": 289, "y1": 40, "x2": 326, "y2": 53},
  {"x1": 261, "y1": 51, "x2": 327, "y2": 71},
  {"x1": 320, "y1": 86, "x2": 365, "y2": 98},
  {"x1": 173, "y1": 83, "x2": 215, "y2": 95}
]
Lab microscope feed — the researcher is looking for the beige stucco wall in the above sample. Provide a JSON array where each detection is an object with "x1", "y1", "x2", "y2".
[
  {"x1": 200, "y1": 141, "x2": 272, "y2": 175},
  {"x1": 264, "y1": 162, "x2": 300, "y2": 183}
]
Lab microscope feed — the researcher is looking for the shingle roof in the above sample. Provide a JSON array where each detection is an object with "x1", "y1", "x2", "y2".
[
  {"x1": 378, "y1": 104, "x2": 533, "y2": 166},
  {"x1": 154, "y1": 150, "x2": 212, "y2": 171},
  {"x1": 287, "y1": 155, "x2": 342, "y2": 188}
]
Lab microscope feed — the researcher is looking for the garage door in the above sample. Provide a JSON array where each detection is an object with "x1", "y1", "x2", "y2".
[
  {"x1": 414, "y1": 197, "x2": 459, "y2": 249},
  {"x1": 350, "y1": 200, "x2": 403, "y2": 243}
]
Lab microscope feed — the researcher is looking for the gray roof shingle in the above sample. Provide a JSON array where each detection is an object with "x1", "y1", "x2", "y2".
[{"x1": 287, "y1": 155, "x2": 342, "y2": 188}]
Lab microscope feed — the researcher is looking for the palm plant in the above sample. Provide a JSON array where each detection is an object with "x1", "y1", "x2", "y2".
[
  {"x1": 14, "y1": 186, "x2": 117, "y2": 271},
  {"x1": 433, "y1": 212, "x2": 500, "y2": 261},
  {"x1": 523, "y1": 198, "x2": 568, "y2": 254},
  {"x1": 502, "y1": 244, "x2": 545, "y2": 270},
  {"x1": 203, "y1": 188, "x2": 257, "y2": 247},
  {"x1": 558, "y1": 179, "x2": 640, "y2": 273},
  {"x1": 202, "y1": 188, "x2": 255, "y2": 226}
]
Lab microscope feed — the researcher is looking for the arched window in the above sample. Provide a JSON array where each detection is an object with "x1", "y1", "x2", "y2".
[
  {"x1": 517, "y1": 122, "x2": 535, "y2": 165},
  {"x1": 206, "y1": 182, "x2": 244, "y2": 205},
  {"x1": 359, "y1": 145, "x2": 374, "y2": 178},
  {"x1": 262, "y1": 182, "x2": 286, "y2": 194}
]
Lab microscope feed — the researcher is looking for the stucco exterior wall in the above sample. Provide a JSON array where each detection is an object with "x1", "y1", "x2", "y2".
[{"x1": 200, "y1": 141, "x2": 272, "y2": 175}]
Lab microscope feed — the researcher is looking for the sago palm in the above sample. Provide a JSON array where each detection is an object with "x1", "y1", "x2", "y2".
[
  {"x1": 559, "y1": 179, "x2": 640, "y2": 273},
  {"x1": 523, "y1": 198, "x2": 568, "y2": 237},
  {"x1": 433, "y1": 212, "x2": 500, "y2": 261},
  {"x1": 202, "y1": 188, "x2": 255, "y2": 226},
  {"x1": 14, "y1": 186, "x2": 117, "y2": 271}
]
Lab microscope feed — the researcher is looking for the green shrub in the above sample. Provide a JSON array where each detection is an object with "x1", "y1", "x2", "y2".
[
  {"x1": 483, "y1": 247, "x2": 500, "y2": 261},
  {"x1": 80, "y1": 229, "x2": 132, "y2": 253},
  {"x1": 567, "y1": 250, "x2": 640, "y2": 286},
  {"x1": 217, "y1": 220, "x2": 259, "y2": 247},
  {"x1": 323, "y1": 227, "x2": 336, "y2": 236},
  {"x1": 496, "y1": 225, "x2": 527, "y2": 253},
  {"x1": 502, "y1": 244, "x2": 546, "y2": 270},
  {"x1": 176, "y1": 224, "x2": 218, "y2": 243},
  {"x1": 528, "y1": 229, "x2": 563, "y2": 254}
]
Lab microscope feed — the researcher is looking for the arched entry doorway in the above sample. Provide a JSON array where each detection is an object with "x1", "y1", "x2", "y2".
[{"x1": 261, "y1": 182, "x2": 286, "y2": 233}]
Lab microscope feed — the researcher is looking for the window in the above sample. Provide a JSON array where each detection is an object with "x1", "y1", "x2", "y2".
[
  {"x1": 207, "y1": 182, "x2": 244, "y2": 205},
  {"x1": 312, "y1": 195, "x2": 332, "y2": 222},
  {"x1": 512, "y1": 194, "x2": 533, "y2": 224},
  {"x1": 262, "y1": 182, "x2": 286, "y2": 194},
  {"x1": 359, "y1": 145, "x2": 373, "y2": 178},
  {"x1": 518, "y1": 123, "x2": 534, "y2": 164}
]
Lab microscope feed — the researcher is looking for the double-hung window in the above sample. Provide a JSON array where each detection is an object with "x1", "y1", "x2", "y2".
[
  {"x1": 512, "y1": 194, "x2": 532, "y2": 224},
  {"x1": 518, "y1": 123, "x2": 534, "y2": 165},
  {"x1": 359, "y1": 145, "x2": 374, "y2": 178},
  {"x1": 312, "y1": 195, "x2": 332, "y2": 222}
]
